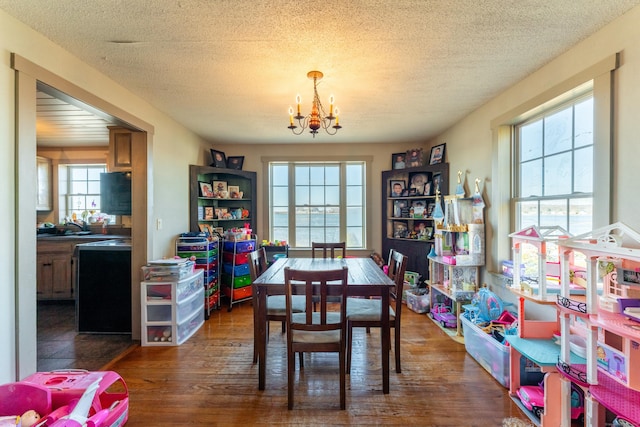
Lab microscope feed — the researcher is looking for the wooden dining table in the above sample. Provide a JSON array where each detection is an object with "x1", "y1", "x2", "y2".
[{"x1": 252, "y1": 257, "x2": 396, "y2": 394}]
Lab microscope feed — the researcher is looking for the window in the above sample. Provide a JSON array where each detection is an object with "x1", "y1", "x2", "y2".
[
  {"x1": 514, "y1": 94, "x2": 593, "y2": 235},
  {"x1": 269, "y1": 161, "x2": 366, "y2": 248},
  {"x1": 59, "y1": 164, "x2": 105, "y2": 221}
]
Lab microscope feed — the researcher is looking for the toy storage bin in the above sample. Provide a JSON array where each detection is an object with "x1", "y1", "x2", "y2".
[
  {"x1": 176, "y1": 303, "x2": 205, "y2": 344},
  {"x1": 223, "y1": 285, "x2": 252, "y2": 301},
  {"x1": 142, "y1": 260, "x2": 195, "y2": 281},
  {"x1": 223, "y1": 239, "x2": 256, "y2": 253},
  {"x1": 223, "y1": 262, "x2": 250, "y2": 276},
  {"x1": 461, "y1": 312, "x2": 510, "y2": 388},
  {"x1": 222, "y1": 273, "x2": 252, "y2": 288},
  {"x1": 223, "y1": 251, "x2": 249, "y2": 264},
  {"x1": 406, "y1": 288, "x2": 430, "y2": 313}
]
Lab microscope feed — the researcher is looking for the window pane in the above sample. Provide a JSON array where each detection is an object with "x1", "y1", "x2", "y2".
[
  {"x1": 296, "y1": 166, "x2": 309, "y2": 185},
  {"x1": 347, "y1": 227, "x2": 362, "y2": 247},
  {"x1": 87, "y1": 182, "x2": 101, "y2": 194},
  {"x1": 347, "y1": 207, "x2": 362, "y2": 226},
  {"x1": 544, "y1": 152, "x2": 571, "y2": 196},
  {"x1": 272, "y1": 186, "x2": 288, "y2": 206},
  {"x1": 517, "y1": 201, "x2": 539, "y2": 230},
  {"x1": 540, "y1": 199, "x2": 568, "y2": 229},
  {"x1": 295, "y1": 207, "x2": 310, "y2": 226},
  {"x1": 326, "y1": 207, "x2": 340, "y2": 226},
  {"x1": 273, "y1": 207, "x2": 288, "y2": 226},
  {"x1": 346, "y1": 186, "x2": 362, "y2": 206},
  {"x1": 295, "y1": 186, "x2": 309, "y2": 205},
  {"x1": 87, "y1": 168, "x2": 103, "y2": 180},
  {"x1": 520, "y1": 159, "x2": 542, "y2": 197},
  {"x1": 325, "y1": 165, "x2": 339, "y2": 185},
  {"x1": 273, "y1": 227, "x2": 288, "y2": 242},
  {"x1": 544, "y1": 108, "x2": 572, "y2": 155},
  {"x1": 70, "y1": 168, "x2": 87, "y2": 180},
  {"x1": 309, "y1": 186, "x2": 325, "y2": 205},
  {"x1": 325, "y1": 186, "x2": 339, "y2": 205},
  {"x1": 346, "y1": 164, "x2": 362, "y2": 185},
  {"x1": 324, "y1": 227, "x2": 340, "y2": 242},
  {"x1": 272, "y1": 164, "x2": 288, "y2": 186},
  {"x1": 296, "y1": 228, "x2": 310, "y2": 247},
  {"x1": 574, "y1": 147, "x2": 593, "y2": 193},
  {"x1": 569, "y1": 198, "x2": 593, "y2": 235},
  {"x1": 309, "y1": 166, "x2": 325, "y2": 185},
  {"x1": 574, "y1": 98, "x2": 593, "y2": 148},
  {"x1": 71, "y1": 182, "x2": 88, "y2": 194},
  {"x1": 520, "y1": 120, "x2": 542, "y2": 162}
]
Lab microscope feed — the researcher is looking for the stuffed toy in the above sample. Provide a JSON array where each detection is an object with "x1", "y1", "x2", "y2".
[{"x1": 0, "y1": 410, "x2": 41, "y2": 427}]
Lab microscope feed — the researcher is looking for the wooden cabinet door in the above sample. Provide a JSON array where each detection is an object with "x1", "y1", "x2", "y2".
[
  {"x1": 36, "y1": 255, "x2": 53, "y2": 299},
  {"x1": 50, "y1": 254, "x2": 72, "y2": 299},
  {"x1": 108, "y1": 127, "x2": 133, "y2": 171}
]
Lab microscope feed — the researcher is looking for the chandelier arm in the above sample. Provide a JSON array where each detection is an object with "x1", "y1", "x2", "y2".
[{"x1": 287, "y1": 70, "x2": 342, "y2": 136}]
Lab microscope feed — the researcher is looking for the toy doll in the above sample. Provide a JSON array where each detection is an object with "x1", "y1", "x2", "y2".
[{"x1": 0, "y1": 410, "x2": 41, "y2": 427}]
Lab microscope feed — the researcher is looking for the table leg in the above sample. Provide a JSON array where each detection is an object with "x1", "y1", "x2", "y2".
[
  {"x1": 381, "y1": 288, "x2": 390, "y2": 394},
  {"x1": 257, "y1": 287, "x2": 267, "y2": 390}
]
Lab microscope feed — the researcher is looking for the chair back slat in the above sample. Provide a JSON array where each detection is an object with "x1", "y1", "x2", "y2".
[
  {"x1": 248, "y1": 247, "x2": 268, "y2": 281},
  {"x1": 311, "y1": 242, "x2": 346, "y2": 259},
  {"x1": 387, "y1": 249, "x2": 408, "y2": 313}
]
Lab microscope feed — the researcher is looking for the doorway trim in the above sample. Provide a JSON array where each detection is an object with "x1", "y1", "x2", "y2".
[{"x1": 12, "y1": 53, "x2": 152, "y2": 379}]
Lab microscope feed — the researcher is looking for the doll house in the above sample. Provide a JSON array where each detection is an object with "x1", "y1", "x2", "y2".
[
  {"x1": 508, "y1": 225, "x2": 580, "y2": 301},
  {"x1": 555, "y1": 222, "x2": 640, "y2": 426}
]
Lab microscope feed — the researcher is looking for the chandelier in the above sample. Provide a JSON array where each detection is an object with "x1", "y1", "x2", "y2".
[{"x1": 288, "y1": 71, "x2": 342, "y2": 137}]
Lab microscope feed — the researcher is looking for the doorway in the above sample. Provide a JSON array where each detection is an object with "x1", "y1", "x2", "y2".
[{"x1": 13, "y1": 53, "x2": 151, "y2": 378}]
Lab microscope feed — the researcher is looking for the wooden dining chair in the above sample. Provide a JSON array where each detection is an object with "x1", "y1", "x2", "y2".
[
  {"x1": 345, "y1": 249, "x2": 408, "y2": 374},
  {"x1": 311, "y1": 242, "x2": 346, "y2": 259},
  {"x1": 284, "y1": 266, "x2": 349, "y2": 410},
  {"x1": 249, "y1": 248, "x2": 305, "y2": 364}
]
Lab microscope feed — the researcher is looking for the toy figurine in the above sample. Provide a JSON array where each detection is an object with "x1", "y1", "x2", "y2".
[{"x1": 0, "y1": 410, "x2": 41, "y2": 427}]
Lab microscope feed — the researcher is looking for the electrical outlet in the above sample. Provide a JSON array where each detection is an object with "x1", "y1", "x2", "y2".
[{"x1": 156, "y1": 218, "x2": 162, "y2": 230}]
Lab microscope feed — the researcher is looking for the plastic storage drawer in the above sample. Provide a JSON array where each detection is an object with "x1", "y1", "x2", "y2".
[
  {"x1": 222, "y1": 273, "x2": 251, "y2": 288},
  {"x1": 176, "y1": 305, "x2": 205, "y2": 344},
  {"x1": 461, "y1": 312, "x2": 510, "y2": 388},
  {"x1": 143, "y1": 270, "x2": 204, "y2": 303},
  {"x1": 142, "y1": 260, "x2": 195, "y2": 281},
  {"x1": 223, "y1": 262, "x2": 250, "y2": 276},
  {"x1": 405, "y1": 288, "x2": 430, "y2": 313},
  {"x1": 176, "y1": 286, "x2": 204, "y2": 323},
  {"x1": 223, "y1": 285, "x2": 252, "y2": 301},
  {"x1": 223, "y1": 239, "x2": 256, "y2": 253}
]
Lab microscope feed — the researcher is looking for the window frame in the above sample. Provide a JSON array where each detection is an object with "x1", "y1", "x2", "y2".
[
  {"x1": 264, "y1": 157, "x2": 371, "y2": 250},
  {"x1": 59, "y1": 163, "x2": 107, "y2": 221},
  {"x1": 512, "y1": 92, "x2": 594, "y2": 234}
]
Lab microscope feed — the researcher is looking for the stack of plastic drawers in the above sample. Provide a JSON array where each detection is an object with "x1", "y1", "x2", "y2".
[
  {"x1": 176, "y1": 233, "x2": 220, "y2": 318},
  {"x1": 141, "y1": 259, "x2": 204, "y2": 346},
  {"x1": 222, "y1": 239, "x2": 256, "y2": 310}
]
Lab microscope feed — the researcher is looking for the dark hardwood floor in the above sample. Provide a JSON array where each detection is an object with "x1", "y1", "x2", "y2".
[
  {"x1": 100, "y1": 300, "x2": 532, "y2": 426},
  {"x1": 37, "y1": 300, "x2": 134, "y2": 372}
]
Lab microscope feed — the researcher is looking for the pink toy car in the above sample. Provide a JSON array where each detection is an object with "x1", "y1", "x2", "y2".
[
  {"x1": 429, "y1": 303, "x2": 457, "y2": 328},
  {"x1": 517, "y1": 382, "x2": 584, "y2": 422}
]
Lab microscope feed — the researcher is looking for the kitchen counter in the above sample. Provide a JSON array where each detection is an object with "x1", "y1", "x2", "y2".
[{"x1": 37, "y1": 233, "x2": 130, "y2": 241}]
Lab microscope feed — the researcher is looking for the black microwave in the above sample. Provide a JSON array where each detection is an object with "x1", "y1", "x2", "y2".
[{"x1": 100, "y1": 172, "x2": 132, "y2": 215}]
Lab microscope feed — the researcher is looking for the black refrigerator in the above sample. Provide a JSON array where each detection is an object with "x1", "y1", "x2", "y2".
[{"x1": 75, "y1": 240, "x2": 132, "y2": 334}]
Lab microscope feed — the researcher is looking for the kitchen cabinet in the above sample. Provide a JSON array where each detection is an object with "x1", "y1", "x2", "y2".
[
  {"x1": 108, "y1": 126, "x2": 133, "y2": 172},
  {"x1": 37, "y1": 252, "x2": 73, "y2": 300}
]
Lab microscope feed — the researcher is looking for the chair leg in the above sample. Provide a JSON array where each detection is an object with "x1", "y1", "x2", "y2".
[
  {"x1": 394, "y1": 326, "x2": 401, "y2": 373},
  {"x1": 339, "y1": 346, "x2": 346, "y2": 410},
  {"x1": 288, "y1": 347, "x2": 294, "y2": 410},
  {"x1": 346, "y1": 322, "x2": 353, "y2": 374},
  {"x1": 298, "y1": 352, "x2": 304, "y2": 369},
  {"x1": 281, "y1": 320, "x2": 286, "y2": 333}
]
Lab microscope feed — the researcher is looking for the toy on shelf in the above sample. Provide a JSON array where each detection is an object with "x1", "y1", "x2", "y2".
[{"x1": 429, "y1": 303, "x2": 457, "y2": 328}]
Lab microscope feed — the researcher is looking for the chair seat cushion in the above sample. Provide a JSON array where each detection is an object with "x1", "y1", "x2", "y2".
[
  {"x1": 291, "y1": 312, "x2": 342, "y2": 343},
  {"x1": 267, "y1": 295, "x2": 305, "y2": 315},
  {"x1": 346, "y1": 297, "x2": 396, "y2": 322}
]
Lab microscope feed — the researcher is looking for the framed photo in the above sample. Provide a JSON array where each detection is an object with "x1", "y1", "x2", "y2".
[
  {"x1": 411, "y1": 200, "x2": 426, "y2": 218},
  {"x1": 429, "y1": 143, "x2": 446, "y2": 165},
  {"x1": 227, "y1": 156, "x2": 244, "y2": 170},
  {"x1": 392, "y1": 152, "x2": 406, "y2": 169},
  {"x1": 424, "y1": 181, "x2": 433, "y2": 196},
  {"x1": 210, "y1": 149, "x2": 227, "y2": 168},
  {"x1": 213, "y1": 181, "x2": 228, "y2": 197},
  {"x1": 617, "y1": 268, "x2": 640, "y2": 286},
  {"x1": 406, "y1": 148, "x2": 424, "y2": 168},
  {"x1": 432, "y1": 172, "x2": 442, "y2": 193},
  {"x1": 409, "y1": 172, "x2": 429, "y2": 194},
  {"x1": 228, "y1": 185, "x2": 241, "y2": 198},
  {"x1": 393, "y1": 221, "x2": 408, "y2": 238},
  {"x1": 199, "y1": 181, "x2": 214, "y2": 198},
  {"x1": 204, "y1": 206, "x2": 214, "y2": 220},
  {"x1": 393, "y1": 199, "x2": 408, "y2": 218},
  {"x1": 426, "y1": 202, "x2": 436, "y2": 218},
  {"x1": 390, "y1": 180, "x2": 406, "y2": 197}
]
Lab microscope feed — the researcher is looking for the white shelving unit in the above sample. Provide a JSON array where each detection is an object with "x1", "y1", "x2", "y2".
[{"x1": 141, "y1": 268, "x2": 205, "y2": 346}]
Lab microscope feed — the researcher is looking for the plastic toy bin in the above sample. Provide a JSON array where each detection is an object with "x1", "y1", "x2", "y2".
[
  {"x1": 406, "y1": 288, "x2": 430, "y2": 313},
  {"x1": 461, "y1": 313, "x2": 510, "y2": 388}
]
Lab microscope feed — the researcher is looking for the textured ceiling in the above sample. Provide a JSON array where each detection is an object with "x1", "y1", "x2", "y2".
[{"x1": 2, "y1": 0, "x2": 639, "y2": 146}]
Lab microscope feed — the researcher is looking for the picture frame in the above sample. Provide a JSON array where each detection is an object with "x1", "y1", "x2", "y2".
[
  {"x1": 411, "y1": 200, "x2": 426, "y2": 218},
  {"x1": 204, "y1": 206, "x2": 214, "y2": 220},
  {"x1": 213, "y1": 181, "x2": 228, "y2": 197},
  {"x1": 432, "y1": 172, "x2": 442, "y2": 193},
  {"x1": 426, "y1": 202, "x2": 436, "y2": 218},
  {"x1": 199, "y1": 181, "x2": 214, "y2": 198},
  {"x1": 227, "y1": 185, "x2": 241, "y2": 198},
  {"x1": 406, "y1": 148, "x2": 424, "y2": 168},
  {"x1": 424, "y1": 181, "x2": 433, "y2": 196},
  {"x1": 393, "y1": 221, "x2": 408, "y2": 239},
  {"x1": 409, "y1": 172, "x2": 429, "y2": 195},
  {"x1": 210, "y1": 149, "x2": 227, "y2": 168},
  {"x1": 392, "y1": 152, "x2": 407, "y2": 170},
  {"x1": 617, "y1": 268, "x2": 640, "y2": 286},
  {"x1": 429, "y1": 143, "x2": 446, "y2": 165},
  {"x1": 227, "y1": 156, "x2": 244, "y2": 170},
  {"x1": 393, "y1": 199, "x2": 408, "y2": 218},
  {"x1": 390, "y1": 180, "x2": 406, "y2": 197}
]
